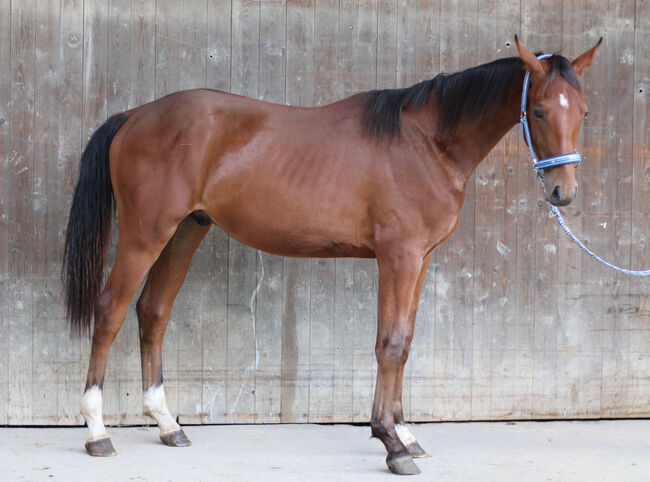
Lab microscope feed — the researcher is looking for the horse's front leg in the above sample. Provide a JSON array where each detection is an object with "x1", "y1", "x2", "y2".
[
  {"x1": 372, "y1": 249, "x2": 426, "y2": 475},
  {"x1": 393, "y1": 255, "x2": 431, "y2": 459}
]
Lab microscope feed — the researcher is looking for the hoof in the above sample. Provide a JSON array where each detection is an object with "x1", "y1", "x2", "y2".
[
  {"x1": 406, "y1": 441, "x2": 428, "y2": 458},
  {"x1": 160, "y1": 429, "x2": 192, "y2": 447},
  {"x1": 386, "y1": 454, "x2": 421, "y2": 475},
  {"x1": 85, "y1": 437, "x2": 116, "y2": 457}
]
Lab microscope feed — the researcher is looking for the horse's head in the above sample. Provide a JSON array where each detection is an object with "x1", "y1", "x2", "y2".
[{"x1": 516, "y1": 37, "x2": 602, "y2": 206}]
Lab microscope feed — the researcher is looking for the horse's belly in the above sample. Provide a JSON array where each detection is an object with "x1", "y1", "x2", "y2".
[{"x1": 204, "y1": 199, "x2": 374, "y2": 258}]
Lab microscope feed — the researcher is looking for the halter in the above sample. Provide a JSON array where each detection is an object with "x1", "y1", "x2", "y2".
[{"x1": 520, "y1": 53, "x2": 582, "y2": 180}]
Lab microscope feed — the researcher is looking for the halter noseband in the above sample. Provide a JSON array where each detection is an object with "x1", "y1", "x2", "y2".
[{"x1": 520, "y1": 53, "x2": 582, "y2": 180}]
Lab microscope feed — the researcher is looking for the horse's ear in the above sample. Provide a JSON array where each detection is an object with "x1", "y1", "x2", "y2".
[
  {"x1": 515, "y1": 35, "x2": 546, "y2": 81},
  {"x1": 572, "y1": 37, "x2": 603, "y2": 75}
]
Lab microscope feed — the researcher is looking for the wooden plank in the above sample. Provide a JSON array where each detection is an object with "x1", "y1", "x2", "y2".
[
  {"x1": 337, "y1": 0, "x2": 378, "y2": 423},
  {"x1": 125, "y1": 0, "x2": 155, "y2": 422},
  {"x1": 554, "y1": 0, "x2": 603, "y2": 419},
  {"x1": 7, "y1": 0, "x2": 35, "y2": 425},
  {"x1": 207, "y1": 0, "x2": 232, "y2": 93},
  {"x1": 130, "y1": 0, "x2": 156, "y2": 107},
  {"x1": 409, "y1": 0, "x2": 440, "y2": 421},
  {"x1": 153, "y1": 0, "x2": 183, "y2": 425},
  {"x1": 0, "y1": 0, "x2": 11, "y2": 425},
  {"x1": 471, "y1": 0, "x2": 497, "y2": 420},
  {"x1": 175, "y1": 0, "x2": 208, "y2": 426},
  {"x1": 433, "y1": 0, "x2": 461, "y2": 421},
  {"x1": 255, "y1": 0, "x2": 286, "y2": 424},
  {"x1": 515, "y1": 0, "x2": 540, "y2": 421},
  {"x1": 307, "y1": 0, "x2": 338, "y2": 423},
  {"x1": 107, "y1": 0, "x2": 142, "y2": 428},
  {"x1": 155, "y1": 0, "x2": 182, "y2": 97},
  {"x1": 331, "y1": 2, "x2": 357, "y2": 424},
  {"x1": 200, "y1": 0, "x2": 232, "y2": 424},
  {"x1": 82, "y1": 0, "x2": 113, "y2": 425},
  {"x1": 628, "y1": 0, "x2": 650, "y2": 416},
  {"x1": 31, "y1": 0, "x2": 62, "y2": 425},
  {"x1": 227, "y1": 0, "x2": 260, "y2": 423},
  {"x1": 56, "y1": 0, "x2": 84, "y2": 426},
  {"x1": 282, "y1": 0, "x2": 314, "y2": 423},
  {"x1": 434, "y1": 0, "x2": 478, "y2": 421},
  {"x1": 530, "y1": 1, "x2": 562, "y2": 418},
  {"x1": 308, "y1": 1, "x2": 339, "y2": 424},
  {"x1": 487, "y1": 0, "x2": 520, "y2": 420},
  {"x1": 599, "y1": 0, "x2": 635, "y2": 417},
  {"x1": 376, "y1": 0, "x2": 397, "y2": 92},
  {"x1": 395, "y1": 0, "x2": 417, "y2": 419},
  {"x1": 312, "y1": 1, "x2": 355, "y2": 424},
  {"x1": 451, "y1": 0, "x2": 477, "y2": 420}
]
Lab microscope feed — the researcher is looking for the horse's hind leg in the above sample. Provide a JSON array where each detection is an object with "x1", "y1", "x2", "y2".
[
  {"x1": 135, "y1": 216, "x2": 210, "y2": 447},
  {"x1": 393, "y1": 255, "x2": 430, "y2": 459},
  {"x1": 81, "y1": 223, "x2": 178, "y2": 456}
]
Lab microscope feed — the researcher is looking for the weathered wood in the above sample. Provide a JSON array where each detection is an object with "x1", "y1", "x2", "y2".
[
  {"x1": 176, "y1": 0, "x2": 208, "y2": 426},
  {"x1": 200, "y1": 0, "x2": 232, "y2": 424},
  {"x1": 409, "y1": 0, "x2": 440, "y2": 422},
  {"x1": 0, "y1": 1, "x2": 648, "y2": 425},
  {"x1": 0, "y1": 0, "x2": 11, "y2": 426},
  {"x1": 32, "y1": 0, "x2": 62, "y2": 425},
  {"x1": 227, "y1": 0, "x2": 260, "y2": 423},
  {"x1": 628, "y1": 0, "x2": 650, "y2": 416},
  {"x1": 7, "y1": 0, "x2": 36, "y2": 425},
  {"x1": 282, "y1": 2, "x2": 315, "y2": 423},
  {"x1": 256, "y1": 0, "x2": 286, "y2": 423},
  {"x1": 57, "y1": 0, "x2": 85, "y2": 426}
]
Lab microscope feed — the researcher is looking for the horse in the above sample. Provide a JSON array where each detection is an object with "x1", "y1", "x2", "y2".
[{"x1": 63, "y1": 36, "x2": 602, "y2": 475}]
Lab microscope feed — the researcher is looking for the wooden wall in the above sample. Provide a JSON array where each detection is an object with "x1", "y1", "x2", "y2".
[{"x1": 0, "y1": 0, "x2": 648, "y2": 426}]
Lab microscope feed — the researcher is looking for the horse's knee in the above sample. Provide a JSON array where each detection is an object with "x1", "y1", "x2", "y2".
[{"x1": 375, "y1": 333, "x2": 409, "y2": 365}]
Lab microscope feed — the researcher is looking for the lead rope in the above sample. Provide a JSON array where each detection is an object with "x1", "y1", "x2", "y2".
[
  {"x1": 548, "y1": 204, "x2": 650, "y2": 276},
  {"x1": 522, "y1": 54, "x2": 650, "y2": 277}
]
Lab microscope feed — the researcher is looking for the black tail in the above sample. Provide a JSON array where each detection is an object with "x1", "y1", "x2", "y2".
[{"x1": 63, "y1": 113, "x2": 129, "y2": 336}]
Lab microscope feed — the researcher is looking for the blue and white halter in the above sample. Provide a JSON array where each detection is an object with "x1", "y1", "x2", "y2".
[
  {"x1": 520, "y1": 53, "x2": 649, "y2": 276},
  {"x1": 520, "y1": 53, "x2": 582, "y2": 180}
]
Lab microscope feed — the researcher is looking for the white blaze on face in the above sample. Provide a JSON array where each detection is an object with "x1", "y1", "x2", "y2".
[
  {"x1": 143, "y1": 384, "x2": 181, "y2": 436},
  {"x1": 395, "y1": 423, "x2": 418, "y2": 447},
  {"x1": 559, "y1": 93, "x2": 569, "y2": 109},
  {"x1": 81, "y1": 385, "x2": 108, "y2": 441}
]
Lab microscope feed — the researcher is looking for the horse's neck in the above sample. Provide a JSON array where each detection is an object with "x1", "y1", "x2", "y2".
[{"x1": 441, "y1": 76, "x2": 524, "y2": 181}]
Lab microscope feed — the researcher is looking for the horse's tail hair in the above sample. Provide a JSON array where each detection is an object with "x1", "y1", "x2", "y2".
[{"x1": 63, "y1": 113, "x2": 129, "y2": 337}]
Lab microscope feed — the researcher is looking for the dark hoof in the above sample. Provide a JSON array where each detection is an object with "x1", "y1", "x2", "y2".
[
  {"x1": 407, "y1": 441, "x2": 428, "y2": 458},
  {"x1": 85, "y1": 437, "x2": 116, "y2": 457},
  {"x1": 386, "y1": 454, "x2": 421, "y2": 475},
  {"x1": 160, "y1": 429, "x2": 192, "y2": 447}
]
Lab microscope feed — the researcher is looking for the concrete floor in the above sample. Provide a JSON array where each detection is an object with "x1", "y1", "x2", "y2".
[{"x1": 1, "y1": 420, "x2": 649, "y2": 481}]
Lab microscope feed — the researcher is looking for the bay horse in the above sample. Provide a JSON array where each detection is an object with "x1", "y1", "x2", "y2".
[{"x1": 63, "y1": 36, "x2": 601, "y2": 475}]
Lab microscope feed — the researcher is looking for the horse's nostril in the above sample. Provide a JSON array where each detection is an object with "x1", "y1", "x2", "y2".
[
  {"x1": 573, "y1": 186, "x2": 578, "y2": 200},
  {"x1": 551, "y1": 185, "x2": 561, "y2": 203}
]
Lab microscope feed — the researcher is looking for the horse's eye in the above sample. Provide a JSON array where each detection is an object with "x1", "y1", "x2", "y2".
[
  {"x1": 534, "y1": 109, "x2": 544, "y2": 119},
  {"x1": 584, "y1": 111, "x2": 589, "y2": 119}
]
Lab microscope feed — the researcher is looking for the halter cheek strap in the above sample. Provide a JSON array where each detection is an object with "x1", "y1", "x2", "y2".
[{"x1": 520, "y1": 53, "x2": 582, "y2": 180}]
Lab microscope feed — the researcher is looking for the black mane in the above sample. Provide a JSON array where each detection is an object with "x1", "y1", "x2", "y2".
[{"x1": 362, "y1": 54, "x2": 580, "y2": 140}]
